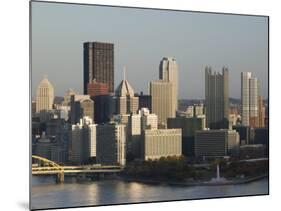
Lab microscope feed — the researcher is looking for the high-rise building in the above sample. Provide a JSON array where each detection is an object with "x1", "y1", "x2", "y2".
[
  {"x1": 96, "y1": 123, "x2": 126, "y2": 166},
  {"x1": 241, "y1": 72, "x2": 259, "y2": 127},
  {"x1": 69, "y1": 117, "x2": 97, "y2": 164},
  {"x1": 205, "y1": 66, "x2": 229, "y2": 129},
  {"x1": 195, "y1": 129, "x2": 240, "y2": 157},
  {"x1": 150, "y1": 80, "x2": 174, "y2": 126},
  {"x1": 36, "y1": 76, "x2": 54, "y2": 112},
  {"x1": 141, "y1": 129, "x2": 182, "y2": 160},
  {"x1": 159, "y1": 57, "x2": 178, "y2": 110},
  {"x1": 70, "y1": 94, "x2": 94, "y2": 124},
  {"x1": 115, "y1": 76, "x2": 139, "y2": 115},
  {"x1": 258, "y1": 96, "x2": 265, "y2": 128},
  {"x1": 87, "y1": 80, "x2": 109, "y2": 97},
  {"x1": 83, "y1": 42, "x2": 114, "y2": 93}
]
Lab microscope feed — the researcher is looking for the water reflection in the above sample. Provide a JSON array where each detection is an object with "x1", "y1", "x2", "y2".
[{"x1": 31, "y1": 176, "x2": 269, "y2": 210}]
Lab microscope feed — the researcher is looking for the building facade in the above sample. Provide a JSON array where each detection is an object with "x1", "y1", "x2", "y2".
[
  {"x1": 159, "y1": 57, "x2": 178, "y2": 110},
  {"x1": 241, "y1": 72, "x2": 260, "y2": 128},
  {"x1": 205, "y1": 66, "x2": 229, "y2": 129},
  {"x1": 69, "y1": 117, "x2": 97, "y2": 164},
  {"x1": 70, "y1": 94, "x2": 94, "y2": 124},
  {"x1": 115, "y1": 78, "x2": 139, "y2": 115},
  {"x1": 195, "y1": 129, "x2": 240, "y2": 157},
  {"x1": 36, "y1": 76, "x2": 54, "y2": 112},
  {"x1": 150, "y1": 80, "x2": 174, "y2": 127},
  {"x1": 83, "y1": 42, "x2": 114, "y2": 93},
  {"x1": 141, "y1": 129, "x2": 182, "y2": 160},
  {"x1": 87, "y1": 80, "x2": 109, "y2": 97},
  {"x1": 96, "y1": 123, "x2": 126, "y2": 166}
]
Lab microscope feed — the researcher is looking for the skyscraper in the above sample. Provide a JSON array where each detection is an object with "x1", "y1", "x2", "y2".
[
  {"x1": 83, "y1": 42, "x2": 114, "y2": 94},
  {"x1": 159, "y1": 57, "x2": 178, "y2": 110},
  {"x1": 115, "y1": 73, "x2": 139, "y2": 115},
  {"x1": 36, "y1": 76, "x2": 54, "y2": 112},
  {"x1": 241, "y1": 72, "x2": 259, "y2": 127},
  {"x1": 150, "y1": 80, "x2": 174, "y2": 126},
  {"x1": 205, "y1": 66, "x2": 229, "y2": 129}
]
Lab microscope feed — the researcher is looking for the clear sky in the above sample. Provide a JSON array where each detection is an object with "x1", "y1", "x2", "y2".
[{"x1": 31, "y1": 1, "x2": 268, "y2": 99}]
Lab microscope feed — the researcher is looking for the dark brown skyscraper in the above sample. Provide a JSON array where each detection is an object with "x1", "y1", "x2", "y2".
[{"x1": 83, "y1": 42, "x2": 114, "y2": 94}]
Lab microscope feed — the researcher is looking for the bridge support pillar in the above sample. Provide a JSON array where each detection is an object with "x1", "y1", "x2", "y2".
[{"x1": 56, "y1": 172, "x2": 64, "y2": 183}]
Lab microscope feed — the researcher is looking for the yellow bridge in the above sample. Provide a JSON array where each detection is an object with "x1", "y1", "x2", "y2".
[{"x1": 32, "y1": 155, "x2": 122, "y2": 182}]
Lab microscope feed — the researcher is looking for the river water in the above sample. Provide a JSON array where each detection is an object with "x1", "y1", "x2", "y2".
[{"x1": 31, "y1": 176, "x2": 269, "y2": 210}]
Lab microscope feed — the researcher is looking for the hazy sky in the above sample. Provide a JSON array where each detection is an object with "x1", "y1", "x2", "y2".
[{"x1": 31, "y1": 1, "x2": 268, "y2": 99}]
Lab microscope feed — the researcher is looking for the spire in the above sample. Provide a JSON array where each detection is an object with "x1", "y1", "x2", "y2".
[{"x1": 123, "y1": 66, "x2": 126, "y2": 80}]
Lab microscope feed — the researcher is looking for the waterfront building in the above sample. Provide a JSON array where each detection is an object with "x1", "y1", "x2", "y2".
[
  {"x1": 83, "y1": 42, "x2": 114, "y2": 93},
  {"x1": 195, "y1": 129, "x2": 240, "y2": 157},
  {"x1": 69, "y1": 117, "x2": 97, "y2": 164},
  {"x1": 70, "y1": 94, "x2": 94, "y2": 124},
  {"x1": 159, "y1": 57, "x2": 178, "y2": 110},
  {"x1": 36, "y1": 76, "x2": 54, "y2": 112},
  {"x1": 241, "y1": 72, "x2": 260, "y2": 128},
  {"x1": 205, "y1": 66, "x2": 229, "y2": 129},
  {"x1": 150, "y1": 80, "x2": 174, "y2": 127},
  {"x1": 96, "y1": 123, "x2": 126, "y2": 166},
  {"x1": 141, "y1": 129, "x2": 182, "y2": 160},
  {"x1": 115, "y1": 75, "x2": 139, "y2": 115},
  {"x1": 167, "y1": 115, "x2": 206, "y2": 156}
]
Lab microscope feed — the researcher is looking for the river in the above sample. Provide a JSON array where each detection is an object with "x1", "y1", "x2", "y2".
[{"x1": 31, "y1": 176, "x2": 269, "y2": 210}]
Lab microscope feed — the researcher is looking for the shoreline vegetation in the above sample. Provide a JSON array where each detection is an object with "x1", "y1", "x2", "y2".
[{"x1": 119, "y1": 156, "x2": 268, "y2": 187}]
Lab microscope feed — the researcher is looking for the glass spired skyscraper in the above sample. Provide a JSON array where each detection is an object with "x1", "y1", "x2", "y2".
[{"x1": 205, "y1": 66, "x2": 229, "y2": 129}]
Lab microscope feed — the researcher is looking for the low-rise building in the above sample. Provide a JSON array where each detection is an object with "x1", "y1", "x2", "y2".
[
  {"x1": 141, "y1": 129, "x2": 182, "y2": 160},
  {"x1": 195, "y1": 129, "x2": 240, "y2": 157}
]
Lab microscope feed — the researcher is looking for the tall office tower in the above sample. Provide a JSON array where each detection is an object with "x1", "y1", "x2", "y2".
[
  {"x1": 241, "y1": 72, "x2": 259, "y2": 127},
  {"x1": 115, "y1": 75, "x2": 139, "y2": 115},
  {"x1": 70, "y1": 94, "x2": 94, "y2": 124},
  {"x1": 69, "y1": 117, "x2": 97, "y2": 164},
  {"x1": 258, "y1": 96, "x2": 265, "y2": 128},
  {"x1": 141, "y1": 129, "x2": 182, "y2": 160},
  {"x1": 205, "y1": 66, "x2": 229, "y2": 129},
  {"x1": 159, "y1": 57, "x2": 178, "y2": 110},
  {"x1": 83, "y1": 42, "x2": 114, "y2": 94},
  {"x1": 87, "y1": 80, "x2": 109, "y2": 97},
  {"x1": 150, "y1": 80, "x2": 174, "y2": 127},
  {"x1": 36, "y1": 76, "x2": 54, "y2": 112},
  {"x1": 96, "y1": 123, "x2": 126, "y2": 166}
]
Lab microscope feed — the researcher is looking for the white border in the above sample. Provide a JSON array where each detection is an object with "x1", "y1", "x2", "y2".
[{"x1": 0, "y1": 0, "x2": 279, "y2": 211}]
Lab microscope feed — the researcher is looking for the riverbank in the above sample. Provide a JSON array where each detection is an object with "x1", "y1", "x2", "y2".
[{"x1": 119, "y1": 174, "x2": 268, "y2": 187}]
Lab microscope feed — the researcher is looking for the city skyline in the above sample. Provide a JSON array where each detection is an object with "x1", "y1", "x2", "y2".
[{"x1": 31, "y1": 2, "x2": 268, "y2": 99}]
